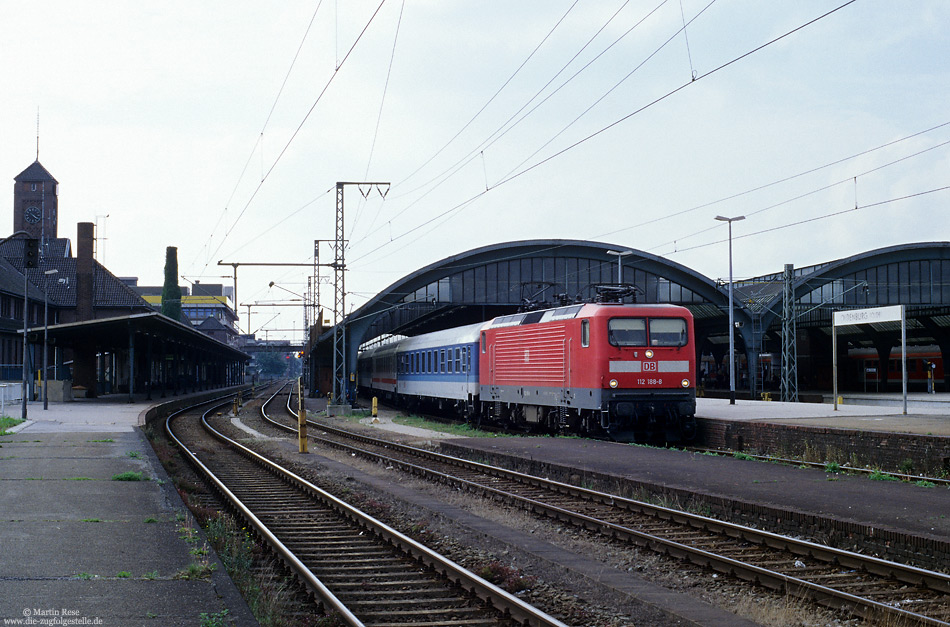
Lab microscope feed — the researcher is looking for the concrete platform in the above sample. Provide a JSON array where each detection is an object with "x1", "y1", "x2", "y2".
[
  {"x1": 696, "y1": 393, "x2": 950, "y2": 436},
  {"x1": 0, "y1": 396, "x2": 257, "y2": 626}
]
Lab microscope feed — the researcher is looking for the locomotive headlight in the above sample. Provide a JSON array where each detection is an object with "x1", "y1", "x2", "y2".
[
  {"x1": 645, "y1": 350, "x2": 654, "y2": 359},
  {"x1": 681, "y1": 378, "x2": 690, "y2": 388},
  {"x1": 609, "y1": 379, "x2": 619, "y2": 388}
]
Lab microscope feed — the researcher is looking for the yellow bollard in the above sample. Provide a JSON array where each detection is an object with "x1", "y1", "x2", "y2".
[{"x1": 372, "y1": 396, "x2": 379, "y2": 424}]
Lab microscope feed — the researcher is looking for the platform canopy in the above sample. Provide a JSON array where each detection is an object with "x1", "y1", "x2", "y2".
[
  {"x1": 29, "y1": 311, "x2": 249, "y2": 361},
  {"x1": 24, "y1": 311, "x2": 249, "y2": 402}
]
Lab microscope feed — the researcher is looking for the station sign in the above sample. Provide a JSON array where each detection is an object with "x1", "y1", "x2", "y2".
[
  {"x1": 832, "y1": 304, "x2": 906, "y2": 415},
  {"x1": 833, "y1": 305, "x2": 903, "y2": 326}
]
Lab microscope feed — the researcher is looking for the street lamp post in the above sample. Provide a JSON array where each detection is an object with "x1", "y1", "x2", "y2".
[
  {"x1": 606, "y1": 249, "x2": 634, "y2": 285},
  {"x1": 43, "y1": 269, "x2": 58, "y2": 410},
  {"x1": 715, "y1": 215, "x2": 745, "y2": 405},
  {"x1": 2, "y1": 231, "x2": 33, "y2": 421},
  {"x1": 21, "y1": 269, "x2": 28, "y2": 420}
]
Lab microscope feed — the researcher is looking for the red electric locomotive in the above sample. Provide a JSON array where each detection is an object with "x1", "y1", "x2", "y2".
[{"x1": 478, "y1": 302, "x2": 697, "y2": 442}]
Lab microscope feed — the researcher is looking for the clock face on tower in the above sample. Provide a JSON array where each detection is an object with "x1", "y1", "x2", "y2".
[{"x1": 25, "y1": 206, "x2": 41, "y2": 224}]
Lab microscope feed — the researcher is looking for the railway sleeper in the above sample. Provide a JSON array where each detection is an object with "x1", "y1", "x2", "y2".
[
  {"x1": 340, "y1": 589, "x2": 460, "y2": 599},
  {"x1": 356, "y1": 607, "x2": 488, "y2": 619}
]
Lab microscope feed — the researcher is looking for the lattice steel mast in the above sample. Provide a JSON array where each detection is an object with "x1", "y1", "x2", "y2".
[
  {"x1": 332, "y1": 182, "x2": 389, "y2": 405},
  {"x1": 780, "y1": 263, "x2": 799, "y2": 402}
]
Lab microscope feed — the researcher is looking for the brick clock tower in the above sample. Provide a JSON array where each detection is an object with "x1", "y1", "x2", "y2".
[{"x1": 13, "y1": 160, "x2": 58, "y2": 240}]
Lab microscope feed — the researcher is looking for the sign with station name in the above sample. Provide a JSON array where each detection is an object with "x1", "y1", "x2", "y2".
[{"x1": 832, "y1": 305, "x2": 903, "y2": 327}]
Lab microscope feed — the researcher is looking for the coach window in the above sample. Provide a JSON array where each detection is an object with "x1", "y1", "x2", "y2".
[
  {"x1": 455, "y1": 347, "x2": 461, "y2": 372},
  {"x1": 447, "y1": 349, "x2": 453, "y2": 373},
  {"x1": 440, "y1": 349, "x2": 446, "y2": 373},
  {"x1": 608, "y1": 318, "x2": 647, "y2": 346},
  {"x1": 648, "y1": 318, "x2": 687, "y2": 347},
  {"x1": 581, "y1": 319, "x2": 590, "y2": 347}
]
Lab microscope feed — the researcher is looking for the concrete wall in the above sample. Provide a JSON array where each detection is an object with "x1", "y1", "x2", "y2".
[{"x1": 696, "y1": 418, "x2": 950, "y2": 477}]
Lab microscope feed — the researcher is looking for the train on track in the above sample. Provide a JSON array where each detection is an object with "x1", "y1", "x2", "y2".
[
  {"x1": 357, "y1": 302, "x2": 697, "y2": 442},
  {"x1": 848, "y1": 345, "x2": 944, "y2": 392}
]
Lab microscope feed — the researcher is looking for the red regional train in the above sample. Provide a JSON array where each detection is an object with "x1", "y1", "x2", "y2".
[
  {"x1": 848, "y1": 346, "x2": 944, "y2": 392},
  {"x1": 358, "y1": 302, "x2": 697, "y2": 442}
]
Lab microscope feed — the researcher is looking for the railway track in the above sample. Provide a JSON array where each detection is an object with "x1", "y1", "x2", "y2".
[
  {"x1": 166, "y1": 389, "x2": 568, "y2": 627},
  {"x1": 265, "y1": 389, "x2": 950, "y2": 626}
]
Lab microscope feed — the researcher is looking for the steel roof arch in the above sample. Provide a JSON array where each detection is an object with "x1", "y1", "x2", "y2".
[
  {"x1": 755, "y1": 241, "x2": 950, "y2": 331},
  {"x1": 338, "y1": 239, "x2": 727, "y2": 346}
]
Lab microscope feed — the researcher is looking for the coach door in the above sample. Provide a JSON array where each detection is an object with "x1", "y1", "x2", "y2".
[
  {"x1": 484, "y1": 331, "x2": 499, "y2": 399},
  {"x1": 561, "y1": 337, "x2": 573, "y2": 404}
]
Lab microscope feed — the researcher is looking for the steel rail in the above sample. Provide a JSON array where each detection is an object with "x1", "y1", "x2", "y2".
[
  {"x1": 221, "y1": 384, "x2": 569, "y2": 627},
  {"x1": 165, "y1": 392, "x2": 366, "y2": 627},
  {"x1": 276, "y1": 394, "x2": 950, "y2": 626}
]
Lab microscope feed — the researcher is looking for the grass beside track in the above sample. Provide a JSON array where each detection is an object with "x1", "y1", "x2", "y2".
[
  {"x1": 390, "y1": 414, "x2": 500, "y2": 437},
  {"x1": 324, "y1": 408, "x2": 502, "y2": 438},
  {"x1": 0, "y1": 416, "x2": 24, "y2": 435}
]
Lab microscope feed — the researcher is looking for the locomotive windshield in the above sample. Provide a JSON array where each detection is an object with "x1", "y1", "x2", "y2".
[
  {"x1": 608, "y1": 317, "x2": 687, "y2": 347},
  {"x1": 648, "y1": 318, "x2": 688, "y2": 346}
]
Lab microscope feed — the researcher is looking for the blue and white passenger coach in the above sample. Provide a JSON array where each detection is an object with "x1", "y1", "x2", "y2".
[{"x1": 357, "y1": 323, "x2": 483, "y2": 414}]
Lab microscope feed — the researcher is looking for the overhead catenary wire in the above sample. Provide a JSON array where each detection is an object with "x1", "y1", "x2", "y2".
[
  {"x1": 659, "y1": 185, "x2": 950, "y2": 258},
  {"x1": 679, "y1": 0, "x2": 697, "y2": 80},
  {"x1": 349, "y1": 0, "x2": 859, "y2": 268},
  {"x1": 190, "y1": 0, "x2": 327, "y2": 274},
  {"x1": 494, "y1": 0, "x2": 716, "y2": 185},
  {"x1": 369, "y1": 0, "x2": 662, "y2": 243},
  {"x1": 642, "y1": 136, "x2": 950, "y2": 253},
  {"x1": 349, "y1": 123, "x2": 950, "y2": 306},
  {"x1": 198, "y1": 0, "x2": 389, "y2": 278},
  {"x1": 351, "y1": 0, "x2": 407, "y2": 243},
  {"x1": 592, "y1": 119, "x2": 950, "y2": 242},
  {"x1": 393, "y1": 0, "x2": 583, "y2": 193},
  {"x1": 493, "y1": 0, "x2": 859, "y2": 192}
]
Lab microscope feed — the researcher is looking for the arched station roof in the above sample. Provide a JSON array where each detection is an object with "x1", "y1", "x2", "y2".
[
  {"x1": 736, "y1": 242, "x2": 950, "y2": 349},
  {"x1": 306, "y1": 238, "x2": 950, "y2": 397},
  {"x1": 342, "y1": 239, "x2": 727, "y2": 348}
]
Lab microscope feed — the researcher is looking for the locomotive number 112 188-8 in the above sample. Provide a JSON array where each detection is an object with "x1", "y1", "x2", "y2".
[{"x1": 358, "y1": 302, "x2": 697, "y2": 443}]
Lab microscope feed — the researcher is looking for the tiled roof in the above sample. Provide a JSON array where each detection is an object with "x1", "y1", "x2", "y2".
[
  {"x1": 93, "y1": 262, "x2": 151, "y2": 309},
  {"x1": 197, "y1": 316, "x2": 236, "y2": 334},
  {"x1": 0, "y1": 236, "x2": 149, "y2": 310},
  {"x1": 0, "y1": 238, "x2": 71, "y2": 261},
  {"x1": 14, "y1": 160, "x2": 58, "y2": 183}
]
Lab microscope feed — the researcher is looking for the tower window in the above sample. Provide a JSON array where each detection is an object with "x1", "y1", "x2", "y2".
[{"x1": 30, "y1": 183, "x2": 36, "y2": 191}]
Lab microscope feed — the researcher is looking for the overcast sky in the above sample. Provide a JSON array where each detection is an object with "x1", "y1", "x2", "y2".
[{"x1": 3, "y1": 1, "x2": 947, "y2": 341}]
